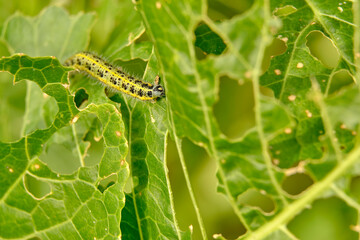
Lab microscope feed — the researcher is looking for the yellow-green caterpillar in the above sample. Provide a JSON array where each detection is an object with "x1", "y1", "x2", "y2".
[{"x1": 64, "y1": 52, "x2": 165, "y2": 101}]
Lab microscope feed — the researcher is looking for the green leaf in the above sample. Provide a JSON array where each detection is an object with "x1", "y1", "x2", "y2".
[
  {"x1": 137, "y1": 0, "x2": 360, "y2": 239},
  {"x1": 1, "y1": 6, "x2": 96, "y2": 149},
  {"x1": 0, "y1": 5, "x2": 131, "y2": 238},
  {"x1": 137, "y1": 0, "x2": 281, "y2": 235},
  {"x1": 0, "y1": 4, "x2": 185, "y2": 240},
  {"x1": 0, "y1": 54, "x2": 129, "y2": 239},
  {"x1": 103, "y1": 0, "x2": 145, "y2": 60},
  {"x1": 2, "y1": 6, "x2": 95, "y2": 61},
  {"x1": 2, "y1": 1, "x2": 360, "y2": 239},
  {"x1": 260, "y1": 0, "x2": 355, "y2": 164},
  {"x1": 108, "y1": 46, "x2": 185, "y2": 239}
]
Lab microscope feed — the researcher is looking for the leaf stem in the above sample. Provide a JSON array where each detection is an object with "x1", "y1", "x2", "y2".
[
  {"x1": 311, "y1": 78, "x2": 344, "y2": 163},
  {"x1": 252, "y1": 0, "x2": 288, "y2": 205},
  {"x1": 71, "y1": 123, "x2": 85, "y2": 167},
  {"x1": 125, "y1": 98, "x2": 144, "y2": 240},
  {"x1": 21, "y1": 81, "x2": 33, "y2": 137},
  {"x1": 246, "y1": 143, "x2": 360, "y2": 239},
  {"x1": 331, "y1": 184, "x2": 360, "y2": 210},
  {"x1": 164, "y1": 132, "x2": 183, "y2": 240},
  {"x1": 354, "y1": 0, "x2": 360, "y2": 83},
  {"x1": 247, "y1": 78, "x2": 360, "y2": 239},
  {"x1": 137, "y1": 2, "x2": 209, "y2": 238},
  {"x1": 279, "y1": 225, "x2": 298, "y2": 240},
  {"x1": 173, "y1": 135, "x2": 208, "y2": 239}
]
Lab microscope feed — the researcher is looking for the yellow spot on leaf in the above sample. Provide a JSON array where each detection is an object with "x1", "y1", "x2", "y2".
[
  {"x1": 245, "y1": 71, "x2": 252, "y2": 79},
  {"x1": 281, "y1": 37, "x2": 288, "y2": 43},
  {"x1": 273, "y1": 159, "x2": 279, "y2": 165},
  {"x1": 274, "y1": 69, "x2": 282, "y2": 75},
  {"x1": 284, "y1": 128, "x2": 292, "y2": 134},
  {"x1": 288, "y1": 94, "x2": 296, "y2": 101}
]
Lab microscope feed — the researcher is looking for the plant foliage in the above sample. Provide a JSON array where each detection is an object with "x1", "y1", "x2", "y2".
[{"x1": 0, "y1": 0, "x2": 360, "y2": 239}]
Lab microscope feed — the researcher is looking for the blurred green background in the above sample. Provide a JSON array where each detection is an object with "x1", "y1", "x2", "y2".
[{"x1": 0, "y1": 0, "x2": 358, "y2": 239}]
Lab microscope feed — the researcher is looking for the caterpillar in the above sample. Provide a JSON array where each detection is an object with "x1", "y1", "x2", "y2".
[{"x1": 64, "y1": 52, "x2": 165, "y2": 101}]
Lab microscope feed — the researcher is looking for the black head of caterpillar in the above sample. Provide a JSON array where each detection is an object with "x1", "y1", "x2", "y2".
[
  {"x1": 64, "y1": 52, "x2": 165, "y2": 102},
  {"x1": 152, "y1": 76, "x2": 165, "y2": 98},
  {"x1": 152, "y1": 85, "x2": 165, "y2": 98}
]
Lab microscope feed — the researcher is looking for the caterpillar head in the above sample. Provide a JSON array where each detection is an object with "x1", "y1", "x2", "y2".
[{"x1": 152, "y1": 85, "x2": 165, "y2": 98}]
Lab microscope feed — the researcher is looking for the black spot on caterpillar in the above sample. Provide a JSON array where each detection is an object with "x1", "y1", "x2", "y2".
[{"x1": 64, "y1": 52, "x2": 165, "y2": 101}]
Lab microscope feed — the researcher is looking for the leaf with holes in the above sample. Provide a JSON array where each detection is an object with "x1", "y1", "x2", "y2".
[
  {"x1": 137, "y1": 0, "x2": 360, "y2": 239},
  {"x1": 0, "y1": 6, "x2": 131, "y2": 240},
  {"x1": 2, "y1": 1, "x2": 360, "y2": 240},
  {"x1": 0, "y1": 4, "x2": 185, "y2": 240},
  {"x1": 0, "y1": 54, "x2": 129, "y2": 239}
]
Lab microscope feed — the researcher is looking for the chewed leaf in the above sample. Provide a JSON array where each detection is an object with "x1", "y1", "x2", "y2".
[
  {"x1": 115, "y1": 51, "x2": 182, "y2": 239},
  {"x1": 260, "y1": 0, "x2": 355, "y2": 165},
  {"x1": 0, "y1": 53, "x2": 129, "y2": 239},
  {"x1": 2, "y1": 1, "x2": 360, "y2": 240},
  {"x1": 137, "y1": 0, "x2": 360, "y2": 239}
]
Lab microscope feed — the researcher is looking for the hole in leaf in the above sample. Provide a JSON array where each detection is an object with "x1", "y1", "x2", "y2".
[
  {"x1": 22, "y1": 82, "x2": 58, "y2": 136},
  {"x1": 282, "y1": 173, "x2": 314, "y2": 196},
  {"x1": 181, "y1": 138, "x2": 209, "y2": 174},
  {"x1": 0, "y1": 74, "x2": 26, "y2": 142},
  {"x1": 288, "y1": 197, "x2": 358, "y2": 240},
  {"x1": 24, "y1": 174, "x2": 51, "y2": 199},
  {"x1": 167, "y1": 137, "x2": 246, "y2": 239},
  {"x1": 0, "y1": 79, "x2": 58, "y2": 142},
  {"x1": 167, "y1": 137, "x2": 204, "y2": 238},
  {"x1": 214, "y1": 77, "x2": 255, "y2": 139},
  {"x1": 237, "y1": 189, "x2": 275, "y2": 214},
  {"x1": 260, "y1": 85, "x2": 275, "y2": 97},
  {"x1": 328, "y1": 70, "x2": 354, "y2": 95},
  {"x1": 113, "y1": 58, "x2": 147, "y2": 77},
  {"x1": 97, "y1": 173, "x2": 117, "y2": 193},
  {"x1": 207, "y1": 0, "x2": 254, "y2": 21},
  {"x1": 195, "y1": 46, "x2": 208, "y2": 60},
  {"x1": 74, "y1": 88, "x2": 89, "y2": 109},
  {"x1": 40, "y1": 113, "x2": 99, "y2": 174},
  {"x1": 194, "y1": 22, "x2": 226, "y2": 58},
  {"x1": 306, "y1": 31, "x2": 340, "y2": 68},
  {"x1": 83, "y1": 118, "x2": 105, "y2": 166},
  {"x1": 273, "y1": 5, "x2": 297, "y2": 16},
  {"x1": 262, "y1": 37, "x2": 288, "y2": 73},
  {"x1": 211, "y1": 210, "x2": 246, "y2": 239},
  {"x1": 40, "y1": 129, "x2": 81, "y2": 174},
  {"x1": 350, "y1": 176, "x2": 360, "y2": 202}
]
